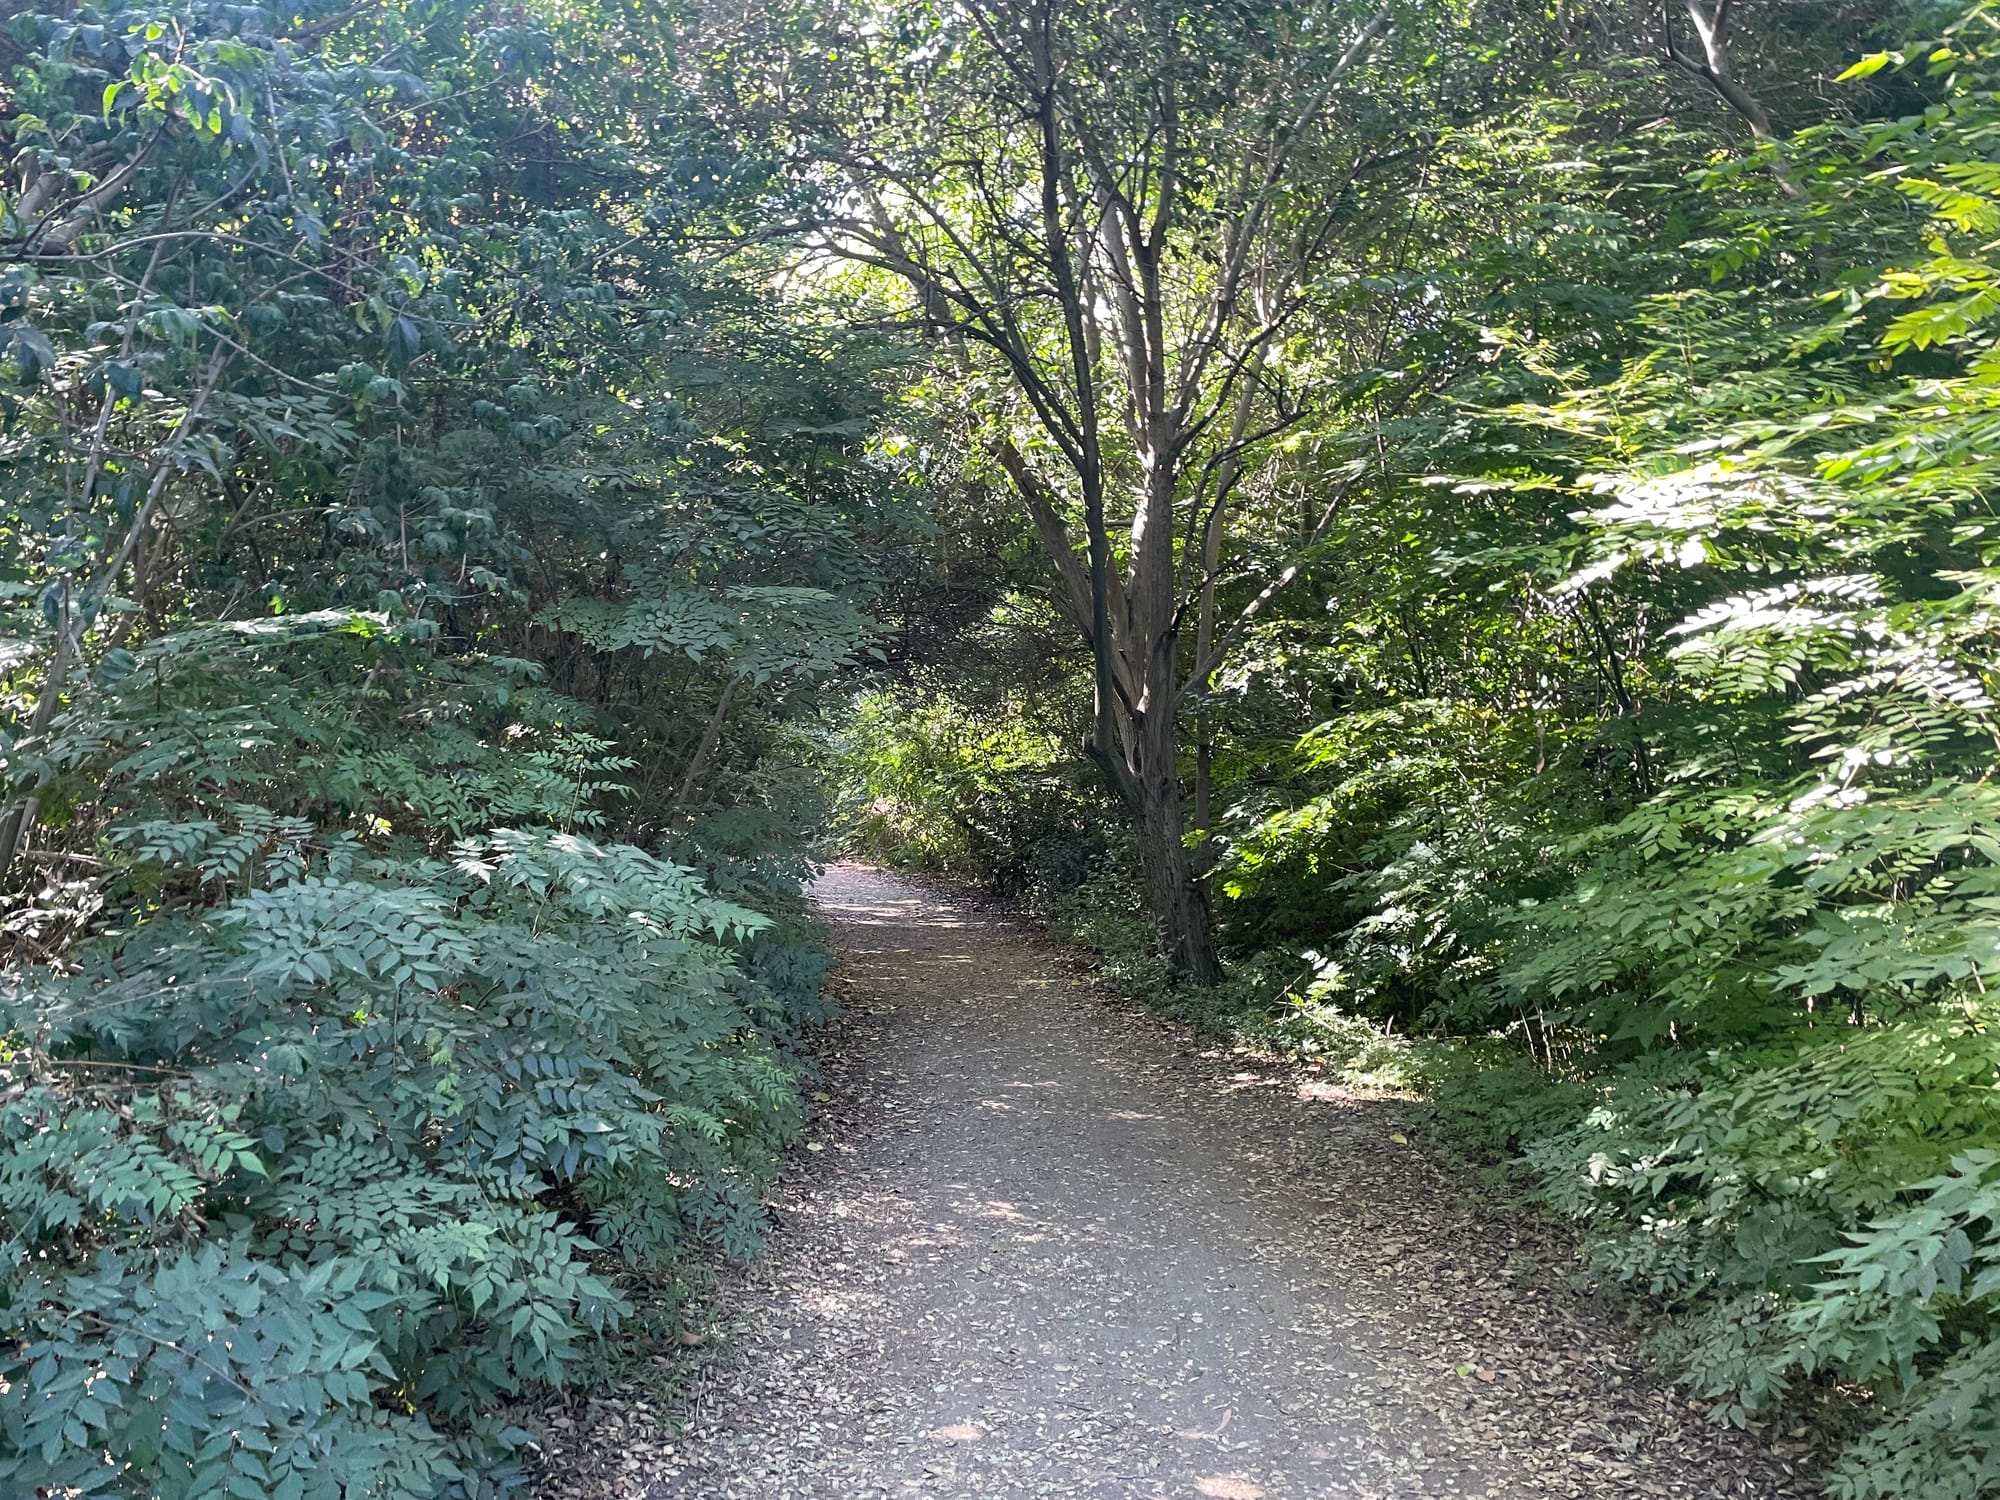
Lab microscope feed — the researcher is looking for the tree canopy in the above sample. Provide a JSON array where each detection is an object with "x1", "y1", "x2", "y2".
[
  {"x1": 11, "y1": 0, "x2": 2000, "y2": 1496},
  {"x1": 1, "y1": 0, "x2": 914, "y2": 1491}
]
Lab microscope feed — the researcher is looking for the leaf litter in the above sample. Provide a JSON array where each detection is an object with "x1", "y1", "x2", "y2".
[{"x1": 532, "y1": 864, "x2": 1823, "y2": 1499}]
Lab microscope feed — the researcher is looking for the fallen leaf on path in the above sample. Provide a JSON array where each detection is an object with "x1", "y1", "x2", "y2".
[
  {"x1": 528, "y1": 866, "x2": 1831, "y2": 1500},
  {"x1": 1176, "y1": 1408, "x2": 1234, "y2": 1440}
]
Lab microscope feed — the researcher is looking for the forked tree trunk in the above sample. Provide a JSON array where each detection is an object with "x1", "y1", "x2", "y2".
[
  {"x1": 1131, "y1": 712, "x2": 1221, "y2": 983},
  {"x1": 1087, "y1": 607, "x2": 1222, "y2": 985}
]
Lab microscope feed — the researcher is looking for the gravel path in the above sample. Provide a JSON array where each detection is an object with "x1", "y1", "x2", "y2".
[{"x1": 548, "y1": 863, "x2": 1819, "y2": 1499}]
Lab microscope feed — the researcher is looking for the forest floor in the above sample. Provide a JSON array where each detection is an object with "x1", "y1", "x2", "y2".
[{"x1": 541, "y1": 864, "x2": 1823, "y2": 1499}]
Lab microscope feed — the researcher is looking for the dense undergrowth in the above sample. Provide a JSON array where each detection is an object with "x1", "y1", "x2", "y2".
[
  {"x1": 0, "y1": 1, "x2": 912, "y2": 1493},
  {"x1": 4, "y1": 620, "x2": 836, "y2": 1498},
  {"x1": 835, "y1": 8, "x2": 2000, "y2": 1497},
  {"x1": 17, "y1": 0, "x2": 2000, "y2": 1494}
]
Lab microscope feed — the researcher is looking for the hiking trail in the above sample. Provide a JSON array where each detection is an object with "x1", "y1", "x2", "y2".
[{"x1": 561, "y1": 864, "x2": 1816, "y2": 1499}]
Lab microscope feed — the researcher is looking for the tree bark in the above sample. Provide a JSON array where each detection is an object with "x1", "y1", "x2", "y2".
[
  {"x1": 1128, "y1": 667, "x2": 1221, "y2": 982},
  {"x1": 673, "y1": 671, "x2": 746, "y2": 812}
]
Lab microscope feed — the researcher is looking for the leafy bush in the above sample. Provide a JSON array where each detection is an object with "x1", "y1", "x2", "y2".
[
  {"x1": 835, "y1": 687, "x2": 1106, "y2": 895},
  {"x1": 0, "y1": 621, "x2": 817, "y2": 1497},
  {"x1": 1220, "y1": 19, "x2": 2000, "y2": 1495},
  {"x1": 0, "y1": 0, "x2": 914, "y2": 1487}
]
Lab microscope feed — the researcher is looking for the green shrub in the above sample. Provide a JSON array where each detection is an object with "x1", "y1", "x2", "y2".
[
  {"x1": 0, "y1": 623, "x2": 816, "y2": 1497},
  {"x1": 835, "y1": 688, "x2": 1106, "y2": 894}
]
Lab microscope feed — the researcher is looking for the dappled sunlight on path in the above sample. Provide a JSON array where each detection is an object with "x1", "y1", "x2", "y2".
[{"x1": 637, "y1": 865, "x2": 1813, "y2": 1500}]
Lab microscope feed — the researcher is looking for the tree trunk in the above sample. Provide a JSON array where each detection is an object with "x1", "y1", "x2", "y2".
[
  {"x1": 1131, "y1": 705, "x2": 1222, "y2": 983},
  {"x1": 1087, "y1": 578, "x2": 1223, "y2": 984}
]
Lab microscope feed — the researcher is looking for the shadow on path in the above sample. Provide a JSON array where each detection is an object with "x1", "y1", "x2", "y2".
[{"x1": 646, "y1": 865, "x2": 1815, "y2": 1499}]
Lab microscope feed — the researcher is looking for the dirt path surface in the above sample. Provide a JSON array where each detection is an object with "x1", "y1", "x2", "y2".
[{"x1": 630, "y1": 865, "x2": 1818, "y2": 1499}]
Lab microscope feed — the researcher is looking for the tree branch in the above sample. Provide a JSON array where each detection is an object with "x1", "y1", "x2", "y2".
[{"x1": 1661, "y1": 0, "x2": 1805, "y2": 199}]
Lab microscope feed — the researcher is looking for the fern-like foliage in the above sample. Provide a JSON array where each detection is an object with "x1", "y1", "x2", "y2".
[
  {"x1": 0, "y1": 623, "x2": 814, "y2": 1496},
  {"x1": 0, "y1": 0, "x2": 920, "y2": 1487}
]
